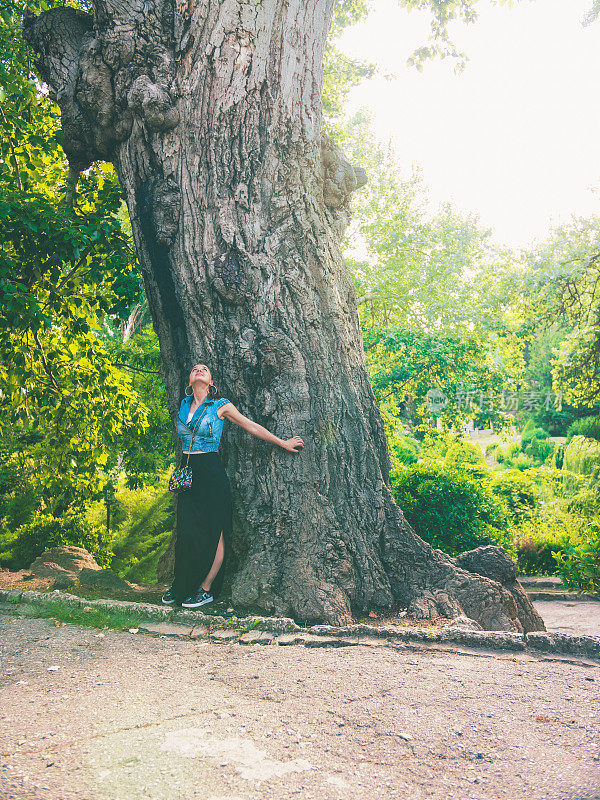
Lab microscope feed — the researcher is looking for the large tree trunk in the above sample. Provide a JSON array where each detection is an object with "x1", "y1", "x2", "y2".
[{"x1": 23, "y1": 0, "x2": 545, "y2": 632}]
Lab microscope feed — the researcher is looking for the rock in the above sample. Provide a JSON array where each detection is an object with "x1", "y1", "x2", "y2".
[
  {"x1": 447, "y1": 615, "x2": 484, "y2": 631},
  {"x1": 239, "y1": 631, "x2": 276, "y2": 645},
  {"x1": 455, "y1": 545, "x2": 517, "y2": 584},
  {"x1": 455, "y1": 545, "x2": 546, "y2": 633},
  {"x1": 77, "y1": 568, "x2": 132, "y2": 591},
  {"x1": 138, "y1": 622, "x2": 195, "y2": 637},
  {"x1": 28, "y1": 546, "x2": 102, "y2": 579},
  {"x1": 209, "y1": 630, "x2": 240, "y2": 642}
]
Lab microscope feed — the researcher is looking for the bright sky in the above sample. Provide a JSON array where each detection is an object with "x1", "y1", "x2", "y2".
[{"x1": 338, "y1": 0, "x2": 600, "y2": 249}]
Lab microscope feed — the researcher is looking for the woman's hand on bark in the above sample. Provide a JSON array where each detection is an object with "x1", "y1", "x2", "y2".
[{"x1": 281, "y1": 436, "x2": 304, "y2": 452}]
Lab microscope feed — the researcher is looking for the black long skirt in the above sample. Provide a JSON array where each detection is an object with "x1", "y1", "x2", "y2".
[{"x1": 170, "y1": 452, "x2": 232, "y2": 604}]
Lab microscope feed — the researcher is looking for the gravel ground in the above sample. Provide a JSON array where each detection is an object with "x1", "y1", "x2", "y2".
[{"x1": 0, "y1": 615, "x2": 599, "y2": 800}]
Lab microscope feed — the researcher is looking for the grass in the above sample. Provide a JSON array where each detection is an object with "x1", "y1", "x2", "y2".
[{"x1": 6, "y1": 599, "x2": 147, "y2": 631}]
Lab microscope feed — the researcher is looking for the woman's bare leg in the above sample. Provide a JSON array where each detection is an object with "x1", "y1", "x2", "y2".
[{"x1": 201, "y1": 532, "x2": 224, "y2": 592}]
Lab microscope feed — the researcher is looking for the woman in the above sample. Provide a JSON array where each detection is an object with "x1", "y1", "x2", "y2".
[{"x1": 162, "y1": 363, "x2": 305, "y2": 609}]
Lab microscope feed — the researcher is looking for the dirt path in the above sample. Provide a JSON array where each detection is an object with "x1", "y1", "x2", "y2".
[
  {"x1": 534, "y1": 601, "x2": 600, "y2": 637},
  {"x1": 0, "y1": 616, "x2": 599, "y2": 800}
]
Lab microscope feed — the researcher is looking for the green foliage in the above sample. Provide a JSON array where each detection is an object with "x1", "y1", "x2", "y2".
[
  {"x1": 391, "y1": 460, "x2": 509, "y2": 556},
  {"x1": 510, "y1": 453, "x2": 534, "y2": 472},
  {"x1": 391, "y1": 435, "x2": 420, "y2": 465},
  {"x1": 488, "y1": 470, "x2": 537, "y2": 525},
  {"x1": 566, "y1": 414, "x2": 600, "y2": 444},
  {"x1": 110, "y1": 489, "x2": 174, "y2": 583},
  {"x1": 552, "y1": 520, "x2": 600, "y2": 594},
  {"x1": 0, "y1": 0, "x2": 159, "y2": 524},
  {"x1": 521, "y1": 426, "x2": 549, "y2": 451},
  {"x1": 87, "y1": 470, "x2": 174, "y2": 584},
  {"x1": 524, "y1": 437, "x2": 554, "y2": 464},
  {"x1": 6, "y1": 513, "x2": 110, "y2": 570},
  {"x1": 443, "y1": 439, "x2": 484, "y2": 469},
  {"x1": 563, "y1": 435, "x2": 600, "y2": 477},
  {"x1": 510, "y1": 531, "x2": 566, "y2": 577}
]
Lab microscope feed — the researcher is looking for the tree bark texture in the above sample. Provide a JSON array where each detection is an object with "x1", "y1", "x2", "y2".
[{"x1": 23, "y1": 1, "x2": 545, "y2": 631}]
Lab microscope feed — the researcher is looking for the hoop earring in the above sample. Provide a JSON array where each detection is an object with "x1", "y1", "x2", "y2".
[
  {"x1": 209, "y1": 383, "x2": 217, "y2": 396},
  {"x1": 185, "y1": 385, "x2": 193, "y2": 396}
]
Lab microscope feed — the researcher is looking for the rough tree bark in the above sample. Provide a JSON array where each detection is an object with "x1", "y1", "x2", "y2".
[{"x1": 23, "y1": 0, "x2": 545, "y2": 631}]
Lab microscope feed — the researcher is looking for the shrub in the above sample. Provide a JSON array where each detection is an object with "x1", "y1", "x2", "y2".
[
  {"x1": 9, "y1": 513, "x2": 111, "y2": 570},
  {"x1": 521, "y1": 427, "x2": 550, "y2": 451},
  {"x1": 485, "y1": 441, "x2": 498, "y2": 456},
  {"x1": 511, "y1": 533, "x2": 565, "y2": 576},
  {"x1": 419, "y1": 430, "x2": 454, "y2": 460},
  {"x1": 110, "y1": 488, "x2": 174, "y2": 583},
  {"x1": 566, "y1": 415, "x2": 600, "y2": 444},
  {"x1": 495, "y1": 446, "x2": 505, "y2": 463},
  {"x1": 554, "y1": 444, "x2": 565, "y2": 470},
  {"x1": 509, "y1": 453, "x2": 534, "y2": 471},
  {"x1": 505, "y1": 442, "x2": 520, "y2": 459},
  {"x1": 391, "y1": 435, "x2": 420, "y2": 466},
  {"x1": 563, "y1": 435, "x2": 600, "y2": 477},
  {"x1": 524, "y1": 437, "x2": 554, "y2": 464},
  {"x1": 444, "y1": 439, "x2": 485, "y2": 469},
  {"x1": 391, "y1": 461, "x2": 509, "y2": 556},
  {"x1": 552, "y1": 520, "x2": 600, "y2": 594},
  {"x1": 488, "y1": 470, "x2": 537, "y2": 524}
]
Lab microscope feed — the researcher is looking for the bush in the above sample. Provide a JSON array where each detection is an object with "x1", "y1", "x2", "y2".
[
  {"x1": 521, "y1": 426, "x2": 550, "y2": 451},
  {"x1": 391, "y1": 461, "x2": 509, "y2": 556},
  {"x1": 554, "y1": 444, "x2": 565, "y2": 470},
  {"x1": 524, "y1": 437, "x2": 554, "y2": 464},
  {"x1": 511, "y1": 532, "x2": 566, "y2": 576},
  {"x1": 391, "y1": 435, "x2": 420, "y2": 466},
  {"x1": 9, "y1": 513, "x2": 111, "y2": 570},
  {"x1": 505, "y1": 442, "x2": 520, "y2": 460},
  {"x1": 563, "y1": 435, "x2": 600, "y2": 477},
  {"x1": 444, "y1": 439, "x2": 485, "y2": 470},
  {"x1": 552, "y1": 520, "x2": 600, "y2": 594},
  {"x1": 509, "y1": 453, "x2": 534, "y2": 471},
  {"x1": 566, "y1": 415, "x2": 600, "y2": 444},
  {"x1": 419, "y1": 430, "x2": 454, "y2": 460},
  {"x1": 495, "y1": 446, "x2": 505, "y2": 463},
  {"x1": 488, "y1": 470, "x2": 537, "y2": 524}
]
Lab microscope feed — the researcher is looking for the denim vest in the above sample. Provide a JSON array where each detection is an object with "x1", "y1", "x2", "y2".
[{"x1": 176, "y1": 397, "x2": 230, "y2": 453}]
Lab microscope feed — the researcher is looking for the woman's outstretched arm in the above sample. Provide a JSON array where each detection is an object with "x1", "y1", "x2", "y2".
[{"x1": 220, "y1": 402, "x2": 304, "y2": 453}]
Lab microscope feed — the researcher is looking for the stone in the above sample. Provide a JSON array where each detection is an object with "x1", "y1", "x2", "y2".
[
  {"x1": 209, "y1": 630, "x2": 240, "y2": 643},
  {"x1": 77, "y1": 568, "x2": 132, "y2": 591},
  {"x1": 447, "y1": 615, "x2": 484, "y2": 631},
  {"x1": 439, "y1": 629, "x2": 526, "y2": 651},
  {"x1": 239, "y1": 631, "x2": 276, "y2": 645},
  {"x1": 138, "y1": 623, "x2": 195, "y2": 637},
  {"x1": 303, "y1": 636, "x2": 357, "y2": 648},
  {"x1": 456, "y1": 545, "x2": 546, "y2": 633},
  {"x1": 526, "y1": 632, "x2": 600, "y2": 659},
  {"x1": 28, "y1": 546, "x2": 101, "y2": 579},
  {"x1": 455, "y1": 545, "x2": 517, "y2": 584},
  {"x1": 275, "y1": 634, "x2": 307, "y2": 646}
]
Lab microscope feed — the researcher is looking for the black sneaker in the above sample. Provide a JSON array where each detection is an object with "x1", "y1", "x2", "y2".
[
  {"x1": 181, "y1": 589, "x2": 213, "y2": 609},
  {"x1": 161, "y1": 589, "x2": 177, "y2": 605}
]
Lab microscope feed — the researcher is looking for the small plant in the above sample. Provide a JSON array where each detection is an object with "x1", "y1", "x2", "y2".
[{"x1": 552, "y1": 520, "x2": 600, "y2": 594}]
